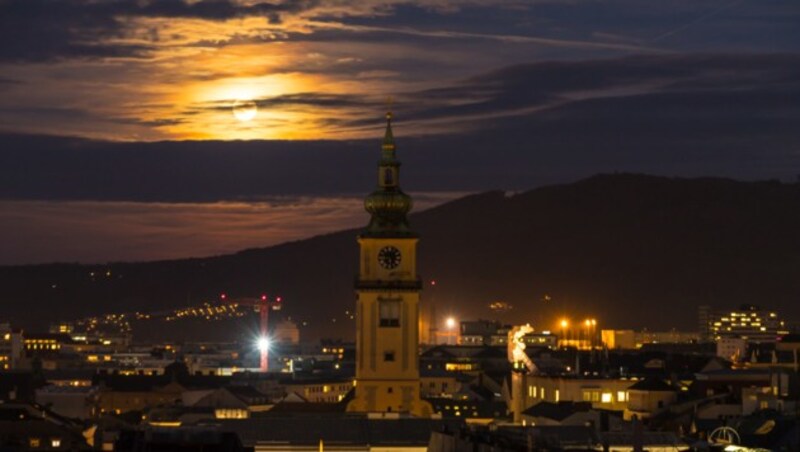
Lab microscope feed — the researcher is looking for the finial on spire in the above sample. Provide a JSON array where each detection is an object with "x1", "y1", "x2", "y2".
[
  {"x1": 382, "y1": 106, "x2": 395, "y2": 155},
  {"x1": 363, "y1": 103, "x2": 414, "y2": 236},
  {"x1": 384, "y1": 96, "x2": 394, "y2": 139}
]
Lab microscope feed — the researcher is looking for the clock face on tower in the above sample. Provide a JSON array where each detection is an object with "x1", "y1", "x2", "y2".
[{"x1": 378, "y1": 246, "x2": 402, "y2": 269}]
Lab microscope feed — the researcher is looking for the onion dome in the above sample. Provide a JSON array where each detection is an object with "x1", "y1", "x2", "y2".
[{"x1": 363, "y1": 112, "x2": 416, "y2": 236}]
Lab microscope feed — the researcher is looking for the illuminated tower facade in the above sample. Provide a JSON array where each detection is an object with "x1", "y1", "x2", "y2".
[{"x1": 347, "y1": 112, "x2": 432, "y2": 417}]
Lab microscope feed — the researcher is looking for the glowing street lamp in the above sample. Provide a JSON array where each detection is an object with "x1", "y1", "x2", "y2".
[
  {"x1": 257, "y1": 336, "x2": 270, "y2": 353},
  {"x1": 559, "y1": 318, "x2": 569, "y2": 348},
  {"x1": 445, "y1": 317, "x2": 457, "y2": 345}
]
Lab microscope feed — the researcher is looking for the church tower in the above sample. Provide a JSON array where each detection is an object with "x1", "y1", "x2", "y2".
[{"x1": 347, "y1": 112, "x2": 432, "y2": 417}]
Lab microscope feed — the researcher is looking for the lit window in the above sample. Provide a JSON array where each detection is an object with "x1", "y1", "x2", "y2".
[
  {"x1": 554, "y1": 389, "x2": 560, "y2": 402},
  {"x1": 617, "y1": 391, "x2": 628, "y2": 402},
  {"x1": 29, "y1": 438, "x2": 40, "y2": 448},
  {"x1": 51, "y1": 438, "x2": 61, "y2": 447},
  {"x1": 601, "y1": 393, "x2": 613, "y2": 403}
]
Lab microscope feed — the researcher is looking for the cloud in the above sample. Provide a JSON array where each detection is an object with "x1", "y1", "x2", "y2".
[
  {"x1": 2, "y1": 0, "x2": 798, "y2": 64},
  {"x1": 197, "y1": 92, "x2": 374, "y2": 112},
  {"x1": 2, "y1": 54, "x2": 799, "y2": 203},
  {"x1": 0, "y1": 0, "x2": 317, "y2": 62},
  {"x1": 1, "y1": 0, "x2": 798, "y2": 141},
  {"x1": 0, "y1": 193, "x2": 462, "y2": 264}
]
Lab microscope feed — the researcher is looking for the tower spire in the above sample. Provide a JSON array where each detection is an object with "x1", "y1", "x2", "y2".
[
  {"x1": 382, "y1": 111, "x2": 395, "y2": 158},
  {"x1": 363, "y1": 111, "x2": 414, "y2": 236}
]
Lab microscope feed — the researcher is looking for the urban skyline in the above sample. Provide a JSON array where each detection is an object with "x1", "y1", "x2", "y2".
[{"x1": 2, "y1": 1, "x2": 800, "y2": 450}]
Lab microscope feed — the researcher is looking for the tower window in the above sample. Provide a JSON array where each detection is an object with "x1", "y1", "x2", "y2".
[
  {"x1": 379, "y1": 301, "x2": 401, "y2": 327},
  {"x1": 384, "y1": 351, "x2": 395, "y2": 362}
]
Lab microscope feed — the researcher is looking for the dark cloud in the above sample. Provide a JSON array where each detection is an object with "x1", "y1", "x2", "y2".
[
  {"x1": 292, "y1": 53, "x2": 800, "y2": 134},
  {"x1": 0, "y1": 0, "x2": 318, "y2": 62},
  {"x1": 2, "y1": 53, "x2": 799, "y2": 202},
  {"x1": 2, "y1": 0, "x2": 798, "y2": 63},
  {"x1": 196, "y1": 93, "x2": 374, "y2": 114},
  {"x1": 0, "y1": 76, "x2": 20, "y2": 91},
  {"x1": 111, "y1": 117, "x2": 188, "y2": 127},
  {"x1": 192, "y1": 53, "x2": 800, "y2": 130}
]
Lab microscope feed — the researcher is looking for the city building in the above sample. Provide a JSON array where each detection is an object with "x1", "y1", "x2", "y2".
[
  {"x1": 623, "y1": 378, "x2": 677, "y2": 421},
  {"x1": 702, "y1": 304, "x2": 789, "y2": 343},
  {"x1": 48, "y1": 322, "x2": 74, "y2": 335},
  {"x1": 513, "y1": 373, "x2": 635, "y2": 421},
  {"x1": 272, "y1": 319, "x2": 300, "y2": 345},
  {"x1": 0, "y1": 323, "x2": 23, "y2": 370},
  {"x1": 346, "y1": 112, "x2": 432, "y2": 417},
  {"x1": 634, "y1": 330, "x2": 699, "y2": 346},
  {"x1": 420, "y1": 345, "x2": 511, "y2": 374},
  {"x1": 603, "y1": 328, "x2": 718, "y2": 349},
  {"x1": 717, "y1": 336, "x2": 748, "y2": 361},
  {"x1": 22, "y1": 333, "x2": 71, "y2": 355},
  {"x1": 185, "y1": 385, "x2": 272, "y2": 419},
  {"x1": 601, "y1": 329, "x2": 636, "y2": 350},
  {"x1": 459, "y1": 320, "x2": 511, "y2": 346},
  {"x1": 35, "y1": 385, "x2": 99, "y2": 420},
  {"x1": 0, "y1": 402, "x2": 92, "y2": 450},
  {"x1": 281, "y1": 376, "x2": 353, "y2": 403}
]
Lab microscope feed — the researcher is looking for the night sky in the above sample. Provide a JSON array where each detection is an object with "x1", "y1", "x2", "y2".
[{"x1": 1, "y1": 0, "x2": 799, "y2": 264}]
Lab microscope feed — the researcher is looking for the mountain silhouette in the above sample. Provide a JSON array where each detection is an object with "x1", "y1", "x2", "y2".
[{"x1": 3, "y1": 173, "x2": 799, "y2": 340}]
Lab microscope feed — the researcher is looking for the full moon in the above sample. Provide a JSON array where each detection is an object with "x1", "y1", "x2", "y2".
[{"x1": 232, "y1": 99, "x2": 257, "y2": 122}]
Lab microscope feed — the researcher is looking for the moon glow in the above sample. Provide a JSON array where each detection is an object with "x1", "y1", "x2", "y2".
[{"x1": 232, "y1": 99, "x2": 258, "y2": 122}]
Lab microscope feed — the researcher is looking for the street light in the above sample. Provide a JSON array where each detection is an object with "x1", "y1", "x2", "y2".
[
  {"x1": 257, "y1": 336, "x2": 270, "y2": 353},
  {"x1": 445, "y1": 317, "x2": 457, "y2": 345},
  {"x1": 559, "y1": 318, "x2": 569, "y2": 349}
]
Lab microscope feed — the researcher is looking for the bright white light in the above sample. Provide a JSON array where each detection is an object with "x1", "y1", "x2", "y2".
[
  {"x1": 232, "y1": 99, "x2": 258, "y2": 122},
  {"x1": 257, "y1": 337, "x2": 270, "y2": 352},
  {"x1": 446, "y1": 317, "x2": 457, "y2": 329}
]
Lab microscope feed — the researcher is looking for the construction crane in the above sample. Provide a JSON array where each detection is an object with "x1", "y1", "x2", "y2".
[{"x1": 219, "y1": 293, "x2": 282, "y2": 372}]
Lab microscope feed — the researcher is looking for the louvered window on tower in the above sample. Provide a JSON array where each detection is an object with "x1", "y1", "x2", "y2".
[{"x1": 379, "y1": 301, "x2": 401, "y2": 327}]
